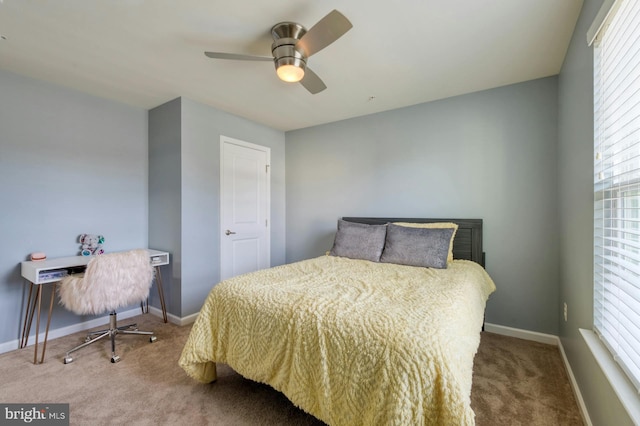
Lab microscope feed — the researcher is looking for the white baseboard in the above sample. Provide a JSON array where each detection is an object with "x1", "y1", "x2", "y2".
[
  {"x1": 484, "y1": 322, "x2": 559, "y2": 345},
  {"x1": 146, "y1": 306, "x2": 198, "y2": 326},
  {"x1": 484, "y1": 322, "x2": 592, "y2": 425},
  {"x1": 0, "y1": 307, "x2": 199, "y2": 355},
  {"x1": 176, "y1": 311, "x2": 199, "y2": 325},
  {"x1": 558, "y1": 336, "x2": 593, "y2": 426}
]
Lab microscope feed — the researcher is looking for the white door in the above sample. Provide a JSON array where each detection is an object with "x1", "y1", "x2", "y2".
[{"x1": 220, "y1": 136, "x2": 270, "y2": 281}]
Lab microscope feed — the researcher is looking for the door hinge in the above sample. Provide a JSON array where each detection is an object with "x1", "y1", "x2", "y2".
[
  {"x1": 265, "y1": 219, "x2": 268, "y2": 227},
  {"x1": 266, "y1": 164, "x2": 270, "y2": 173}
]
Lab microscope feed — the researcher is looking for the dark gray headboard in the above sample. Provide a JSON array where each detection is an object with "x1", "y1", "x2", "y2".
[{"x1": 342, "y1": 217, "x2": 485, "y2": 267}]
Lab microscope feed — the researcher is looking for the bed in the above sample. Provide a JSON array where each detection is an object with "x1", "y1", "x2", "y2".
[{"x1": 179, "y1": 217, "x2": 496, "y2": 425}]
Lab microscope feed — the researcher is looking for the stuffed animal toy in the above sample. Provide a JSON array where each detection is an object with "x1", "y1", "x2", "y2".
[{"x1": 79, "y1": 234, "x2": 105, "y2": 256}]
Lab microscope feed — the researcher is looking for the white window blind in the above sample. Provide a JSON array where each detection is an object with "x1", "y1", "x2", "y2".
[{"x1": 593, "y1": 0, "x2": 640, "y2": 393}]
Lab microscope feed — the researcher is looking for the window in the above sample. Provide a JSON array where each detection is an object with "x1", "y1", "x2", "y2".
[{"x1": 593, "y1": 0, "x2": 640, "y2": 393}]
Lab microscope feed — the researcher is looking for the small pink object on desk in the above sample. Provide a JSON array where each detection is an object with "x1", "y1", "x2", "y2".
[{"x1": 30, "y1": 252, "x2": 46, "y2": 261}]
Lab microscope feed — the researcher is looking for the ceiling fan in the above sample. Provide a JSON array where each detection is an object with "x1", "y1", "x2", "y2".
[{"x1": 204, "y1": 10, "x2": 352, "y2": 94}]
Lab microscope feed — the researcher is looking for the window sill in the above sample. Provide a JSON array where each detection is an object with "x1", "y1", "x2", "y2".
[{"x1": 580, "y1": 329, "x2": 640, "y2": 424}]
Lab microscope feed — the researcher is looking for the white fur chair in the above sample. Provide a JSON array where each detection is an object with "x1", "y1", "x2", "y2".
[{"x1": 58, "y1": 249, "x2": 156, "y2": 363}]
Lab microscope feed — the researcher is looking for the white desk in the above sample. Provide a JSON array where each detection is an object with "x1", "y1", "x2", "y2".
[{"x1": 20, "y1": 249, "x2": 169, "y2": 364}]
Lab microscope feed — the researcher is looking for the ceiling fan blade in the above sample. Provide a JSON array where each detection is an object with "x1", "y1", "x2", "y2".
[
  {"x1": 204, "y1": 52, "x2": 273, "y2": 61},
  {"x1": 300, "y1": 67, "x2": 327, "y2": 94},
  {"x1": 296, "y1": 10, "x2": 352, "y2": 57}
]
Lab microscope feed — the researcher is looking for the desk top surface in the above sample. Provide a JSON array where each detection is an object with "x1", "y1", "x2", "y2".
[{"x1": 21, "y1": 249, "x2": 169, "y2": 284}]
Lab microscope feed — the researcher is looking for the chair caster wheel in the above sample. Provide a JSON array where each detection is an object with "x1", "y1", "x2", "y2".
[
  {"x1": 149, "y1": 336, "x2": 157, "y2": 343},
  {"x1": 111, "y1": 355, "x2": 121, "y2": 363},
  {"x1": 63, "y1": 356, "x2": 73, "y2": 364}
]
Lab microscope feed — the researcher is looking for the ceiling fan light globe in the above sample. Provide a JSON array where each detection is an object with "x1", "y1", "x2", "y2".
[{"x1": 277, "y1": 64, "x2": 305, "y2": 82}]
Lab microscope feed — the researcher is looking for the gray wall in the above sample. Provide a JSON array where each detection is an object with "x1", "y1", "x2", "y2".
[
  {"x1": 558, "y1": 0, "x2": 634, "y2": 424},
  {"x1": 148, "y1": 98, "x2": 182, "y2": 315},
  {"x1": 148, "y1": 97, "x2": 286, "y2": 317},
  {"x1": 286, "y1": 76, "x2": 560, "y2": 334},
  {"x1": 0, "y1": 69, "x2": 148, "y2": 347}
]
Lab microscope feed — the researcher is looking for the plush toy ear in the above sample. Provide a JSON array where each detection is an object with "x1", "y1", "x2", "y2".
[{"x1": 79, "y1": 234, "x2": 87, "y2": 243}]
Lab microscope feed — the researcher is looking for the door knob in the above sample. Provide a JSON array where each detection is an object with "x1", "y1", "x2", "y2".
[{"x1": 225, "y1": 230, "x2": 236, "y2": 236}]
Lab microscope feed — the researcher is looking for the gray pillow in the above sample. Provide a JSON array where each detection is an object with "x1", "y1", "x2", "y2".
[
  {"x1": 329, "y1": 220, "x2": 387, "y2": 262},
  {"x1": 380, "y1": 224, "x2": 454, "y2": 269}
]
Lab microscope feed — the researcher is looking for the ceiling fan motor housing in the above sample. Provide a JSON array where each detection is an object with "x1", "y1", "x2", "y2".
[{"x1": 271, "y1": 22, "x2": 308, "y2": 72}]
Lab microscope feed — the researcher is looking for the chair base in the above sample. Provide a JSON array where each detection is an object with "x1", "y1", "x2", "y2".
[{"x1": 63, "y1": 311, "x2": 156, "y2": 364}]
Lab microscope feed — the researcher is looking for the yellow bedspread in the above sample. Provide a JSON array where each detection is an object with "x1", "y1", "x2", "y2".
[{"x1": 179, "y1": 255, "x2": 496, "y2": 425}]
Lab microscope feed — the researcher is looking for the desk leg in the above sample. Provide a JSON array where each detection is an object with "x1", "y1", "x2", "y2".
[
  {"x1": 20, "y1": 283, "x2": 35, "y2": 349},
  {"x1": 154, "y1": 266, "x2": 168, "y2": 323},
  {"x1": 21, "y1": 283, "x2": 56, "y2": 364},
  {"x1": 39, "y1": 283, "x2": 56, "y2": 364},
  {"x1": 33, "y1": 285, "x2": 42, "y2": 364}
]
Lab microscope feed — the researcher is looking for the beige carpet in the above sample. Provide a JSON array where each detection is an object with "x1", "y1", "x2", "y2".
[{"x1": 0, "y1": 314, "x2": 583, "y2": 425}]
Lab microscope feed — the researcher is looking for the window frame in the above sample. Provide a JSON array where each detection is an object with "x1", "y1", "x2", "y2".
[{"x1": 583, "y1": 0, "x2": 640, "y2": 423}]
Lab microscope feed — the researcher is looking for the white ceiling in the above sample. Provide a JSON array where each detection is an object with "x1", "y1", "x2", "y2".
[{"x1": 0, "y1": 0, "x2": 583, "y2": 131}]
